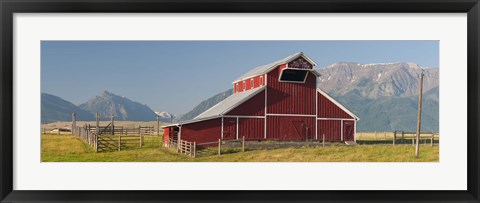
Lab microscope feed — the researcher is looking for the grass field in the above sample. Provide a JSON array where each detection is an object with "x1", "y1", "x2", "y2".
[{"x1": 41, "y1": 134, "x2": 439, "y2": 162}]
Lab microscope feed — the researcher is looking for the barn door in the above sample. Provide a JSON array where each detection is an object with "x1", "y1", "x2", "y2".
[
  {"x1": 291, "y1": 120, "x2": 306, "y2": 140},
  {"x1": 223, "y1": 118, "x2": 237, "y2": 140},
  {"x1": 343, "y1": 121, "x2": 354, "y2": 141}
]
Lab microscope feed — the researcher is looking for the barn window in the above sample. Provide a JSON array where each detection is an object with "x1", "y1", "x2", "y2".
[
  {"x1": 251, "y1": 79, "x2": 254, "y2": 88},
  {"x1": 279, "y1": 69, "x2": 308, "y2": 83},
  {"x1": 260, "y1": 76, "x2": 263, "y2": 85},
  {"x1": 243, "y1": 81, "x2": 246, "y2": 90}
]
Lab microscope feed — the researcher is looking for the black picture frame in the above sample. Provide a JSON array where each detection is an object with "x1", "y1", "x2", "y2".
[{"x1": 1, "y1": 0, "x2": 479, "y2": 202}]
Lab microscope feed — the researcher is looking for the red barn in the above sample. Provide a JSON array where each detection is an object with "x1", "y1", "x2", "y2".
[{"x1": 163, "y1": 52, "x2": 359, "y2": 146}]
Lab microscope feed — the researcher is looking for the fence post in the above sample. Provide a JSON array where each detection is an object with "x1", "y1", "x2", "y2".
[
  {"x1": 412, "y1": 138, "x2": 415, "y2": 146},
  {"x1": 111, "y1": 114, "x2": 115, "y2": 135},
  {"x1": 401, "y1": 131, "x2": 404, "y2": 144},
  {"x1": 96, "y1": 112, "x2": 99, "y2": 135},
  {"x1": 431, "y1": 132, "x2": 434, "y2": 146},
  {"x1": 193, "y1": 142, "x2": 196, "y2": 158},
  {"x1": 322, "y1": 133, "x2": 325, "y2": 148},
  {"x1": 218, "y1": 139, "x2": 221, "y2": 155},
  {"x1": 118, "y1": 134, "x2": 121, "y2": 151},
  {"x1": 242, "y1": 136, "x2": 245, "y2": 152},
  {"x1": 189, "y1": 142, "x2": 192, "y2": 156},
  {"x1": 140, "y1": 135, "x2": 143, "y2": 148},
  {"x1": 95, "y1": 134, "x2": 98, "y2": 153},
  {"x1": 57, "y1": 129, "x2": 60, "y2": 135},
  {"x1": 393, "y1": 131, "x2": 396, "y2": 146}
]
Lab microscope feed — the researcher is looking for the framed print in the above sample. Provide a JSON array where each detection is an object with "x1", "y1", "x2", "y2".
[{"x1": 1, "y1": 0, "x2": 479, "y2": 202}]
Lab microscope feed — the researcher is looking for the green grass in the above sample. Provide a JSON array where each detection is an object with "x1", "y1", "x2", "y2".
[{"x1": 41, "y1": 134, "x2": 439, "y2": 162}]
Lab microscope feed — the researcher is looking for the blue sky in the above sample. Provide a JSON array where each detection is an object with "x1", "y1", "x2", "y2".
[{"x1": 41, "y1": 41, "x2": 439, "y2": 115}]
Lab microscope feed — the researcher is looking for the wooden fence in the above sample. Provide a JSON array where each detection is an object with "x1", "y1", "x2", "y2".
[
  {"x1": 96, "y1": 134, "x2": 143, "y2": 152},
  {"x1": 166, "y1": 138, "x2": 195, "y2": 157},
  {"x1": 178, "y1": 140, "x2": 196, "y2": 157},
  {"x1": 72, "y1": 124, "x2": 143, "y2": 152},
  {"x1": 356, "y1": 131, "x2": 439, "y2": 146},
  {"x1": 73, "y1": 125, "x2": 98, "y2": 151}
]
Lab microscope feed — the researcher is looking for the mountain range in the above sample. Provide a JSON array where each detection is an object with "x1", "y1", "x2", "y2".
[
  {"x1": 41, "y1": 93, "x2": 93, "y2": 123},
  {"x1": 317, "y1": 62, "x2": 438, "y2": 131},
  {"x1": 41, "y1": 91, "x2": 166, "y2": 123},
  {"x1": 177, "y1": 62, "x2": 439, "y2": 132},
  {"x1": 42, "y1": 61, "x2": 439, "y2": 132}
]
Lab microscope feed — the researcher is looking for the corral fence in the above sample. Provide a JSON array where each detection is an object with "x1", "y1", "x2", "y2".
[
  {"x1": 73, "y1": 125, "x2": 97, "y2": 149},
  {"x1": 70, "y1": 112, "x2": 148, "y2": 152},
  {"x1": 356, "y1": 131, "x2": 439, "y2": 146},
  {"x1": 72, "y1": 124, "x2": 144, "y2": 152}
]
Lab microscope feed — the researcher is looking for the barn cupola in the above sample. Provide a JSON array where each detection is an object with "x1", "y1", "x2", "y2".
[
  {"x1": 278, "y1": 55, "x2": 318, "y2": 83},
  {"x1": 232, "y1": 52, "x2": 320, "y2": 93}
]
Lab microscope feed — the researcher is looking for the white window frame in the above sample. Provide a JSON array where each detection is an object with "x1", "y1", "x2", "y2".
[{"x1": 278, "y1": 68, "x2": 309, "y2": 83}]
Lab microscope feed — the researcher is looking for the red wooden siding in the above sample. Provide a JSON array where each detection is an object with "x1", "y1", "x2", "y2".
[
  {"x1": 233, "y1": 75, "x2": 265, "y2": 93},
  {"x1": 226, "y1": 90, "x2": 265, "y2": 116},
  {"x1": 238, "y1": 118, "x2": 265, "y2": 140},
  {"x1": 163, "y1": 127, "x2": 170, "y2": 146},
  {"x1": 288, "y1": 56, "x2": 313, "y2": 69},
  {"x1": 180, "y1": 118, "x2": 221, "y2": 143},
  {"x1": 317, "y1": 92, "x2": 354, "y2": 119},
  {"x1": 222, "y1": 117, "x2": 237, "y2": 140},
  {"x1": 317, "y1": 120, "x2": 342, "y2": 141},
  {"x1": 267, "y1": 66, "x2": 316, "y2": 115},
  {"x1": 266, "y1": 116, "x2": 315, "y2": 141},
  {"x1": 246, "y1": 79, "x2": 252, "y2": 90},
  {"x1": 343, "y1": 120, "x2": 355, "y2": 141}
]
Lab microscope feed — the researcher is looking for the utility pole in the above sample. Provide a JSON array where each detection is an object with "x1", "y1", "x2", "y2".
[
  {"x1": 156, "y1": 115, "x2": 160, "y2": 135},
  {"x1": 415, "y1": 70, "x2": 424, "y2": 158}
]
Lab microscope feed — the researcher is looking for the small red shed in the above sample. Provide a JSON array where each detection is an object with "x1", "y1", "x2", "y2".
[{"x1": 162, "y1": 52, "x2": 359, "y2": 147}]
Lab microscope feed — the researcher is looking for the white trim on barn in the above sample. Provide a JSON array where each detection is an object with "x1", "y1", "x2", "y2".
[
  {"x1": 264, "y1": 74, "x2": 268, "y2": 139},
  {"x1": 315, "y1": 75, "x2": 318, "y2": 140},
  {"x1": 317, "y1": 118, "x2": 355, "y2": 121},
  {"x1": 341, "y1": 120, "x2": 344, "y2": 141},
  {"x1": 221, "y1": 116, "x2": 224, "y2": 139},
  {"x1": 354, "y1": 119, "x2": 357, "y2": 142},
  {"x1": 223, "y1": 115, "x2": 265, "y2": 119},
  {"x1": 236, "y1": 117, "x2": 239, "y2": 140},
  {"x1": 266, "y1": 113, "x2": 316, "y2": 117}
]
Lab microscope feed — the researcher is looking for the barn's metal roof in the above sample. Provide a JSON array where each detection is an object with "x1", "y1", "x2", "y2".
[
  {"x1": 193, "y1": 86, "x2": 265, "y2": 120},
  {"x1": 233, "y1": 52, "x2": 318, "y2": 83},
  {"x1": 162, "y1": 86, "x2": 266, "y2": 127}
]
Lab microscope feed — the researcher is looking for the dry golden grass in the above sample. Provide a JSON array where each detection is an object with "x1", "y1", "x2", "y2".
[{"x1": 42, "y1": 134, "x2": 439, "y2": 162}]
